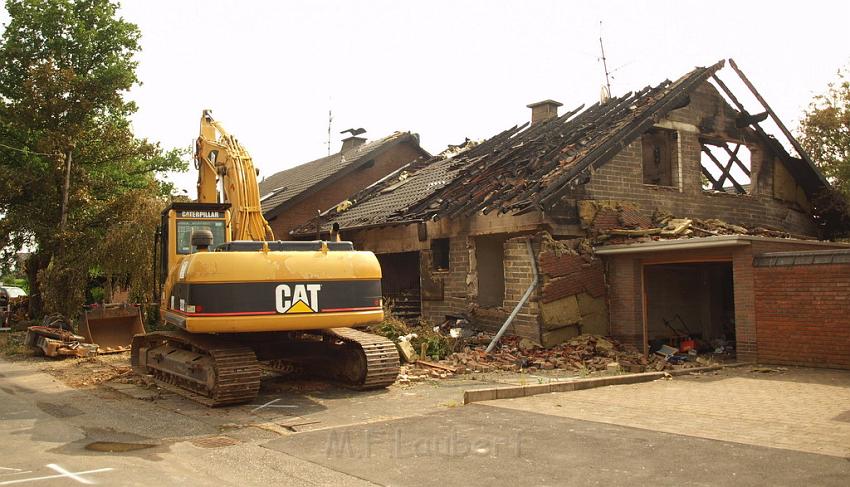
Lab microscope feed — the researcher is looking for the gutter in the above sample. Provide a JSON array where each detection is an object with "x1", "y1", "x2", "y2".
[
  {"x1": 593, "y1": 236, "x2": 752, "y2": 256},
  {"x1": 486, "y1": 238, "x2": 538, "y2": 353}
]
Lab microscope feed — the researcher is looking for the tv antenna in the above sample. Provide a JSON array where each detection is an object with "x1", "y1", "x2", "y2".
[
  {"x1": 326, "y1": 100, "x2": 333, "y2": 155},
  {"x1": 599, "y1": 21, "x2": 612, "y2": 99}
]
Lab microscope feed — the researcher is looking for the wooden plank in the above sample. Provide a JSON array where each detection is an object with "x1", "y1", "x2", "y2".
[
  {"x1": 417, "y1": 359, "x2": 457, "y2": 373},
  {"x1": 701, "y1": 166, "x2": 720, "y2": 189},
  {"x1": 701, "y1": 145, "x2": 745, "y2": 193},
  {"x1": 723, "y1": 143, "x2": 751, "y2": 176},
  {"x1": 715, "y1": 144, "x2": 738, "y2": 187}
]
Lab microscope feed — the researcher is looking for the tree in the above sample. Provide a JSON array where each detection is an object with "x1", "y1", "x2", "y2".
[
  {"x1": 799, "y1": 66, "x2": 850, "y2": 198},
  {"x1": 0, "y1": 0, "x2": 186, "y2": 318}
]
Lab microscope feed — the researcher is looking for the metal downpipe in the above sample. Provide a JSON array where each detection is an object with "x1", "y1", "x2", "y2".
[{"x1": 486, "y1": 238, "x2": 539, "y2": 353}]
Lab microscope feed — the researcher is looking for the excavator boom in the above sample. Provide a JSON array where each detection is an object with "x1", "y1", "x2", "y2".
[{"x1": 195, "y1": 110, "x2": 274, "y2": 241}]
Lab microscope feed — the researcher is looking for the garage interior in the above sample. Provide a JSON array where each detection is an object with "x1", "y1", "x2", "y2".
[
  {"x1": 643, "y1": 261, "x2": 735, "y2": 355},
  {"x1": 375, "y1": 251, "x2": 421, "y2": 321}
]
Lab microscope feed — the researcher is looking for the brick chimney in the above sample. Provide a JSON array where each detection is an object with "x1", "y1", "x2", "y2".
[
  {"x1": 527, "y1": 99, "x2": 563, "y2": 124},
  {"x1": 340, "y1": 128, "x2": 367, "y2": 152}
]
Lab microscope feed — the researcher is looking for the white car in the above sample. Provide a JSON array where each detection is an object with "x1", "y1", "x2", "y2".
[{"x1": 0, "y1": 286, "x2": 27, "y2": 299}]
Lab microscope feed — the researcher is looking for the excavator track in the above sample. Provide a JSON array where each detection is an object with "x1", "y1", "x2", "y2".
[
  {"x1": 131, "y1": 331, "x2": 261, "y2": 407},
  {"x1": 315, "y1": 327, "x2": 400, "y2": 389}
]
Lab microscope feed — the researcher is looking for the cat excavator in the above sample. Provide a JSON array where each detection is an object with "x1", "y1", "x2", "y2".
[{"x1": 130, "y1": 110, "x2": 399, "y2": 406}]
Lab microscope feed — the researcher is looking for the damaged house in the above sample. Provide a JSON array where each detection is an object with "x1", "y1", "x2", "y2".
[
  {"x1": 259, "y1": 130, "x2": 429, "y2": 239},
  {"x1": 293, "y1": 59, "x2": 850, "y2": 368}
]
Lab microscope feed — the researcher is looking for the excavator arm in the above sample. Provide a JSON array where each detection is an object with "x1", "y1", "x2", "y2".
[{"x1": 195, "y1": 110, "x2": 274, "y2": 241}]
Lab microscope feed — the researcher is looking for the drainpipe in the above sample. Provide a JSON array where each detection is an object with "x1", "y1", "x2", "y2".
[{"x1": 486, "y1": 238, "x2": 539, "y2": 353}]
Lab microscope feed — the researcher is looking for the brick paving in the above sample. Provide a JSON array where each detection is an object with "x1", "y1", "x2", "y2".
[{"x1": 486, "y1": 365, "x2": 850, "y2": 458}]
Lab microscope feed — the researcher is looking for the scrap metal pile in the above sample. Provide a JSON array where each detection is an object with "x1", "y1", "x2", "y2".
[
  {"x1": 23, "y1": 304, "x2": 145, "y2": 358},
  {"x1": 25, "y1": 324, "x2": 99, "y2": 358}
]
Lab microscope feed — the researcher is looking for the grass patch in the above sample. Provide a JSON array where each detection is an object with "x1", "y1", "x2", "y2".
[{"x1": 0, "y1": 332, "x2": 31, "y2": 358}]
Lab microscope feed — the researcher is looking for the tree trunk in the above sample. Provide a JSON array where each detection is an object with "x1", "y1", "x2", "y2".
[
  {"x1": 24, "y1": 252, "x2": 49, "y2": 320},
  {"x1": 60, "y1": 149, "x2": 72, "y2": 231},
  {"x1": 105, "y1": 274, "x2": 113, "y2": 304}
]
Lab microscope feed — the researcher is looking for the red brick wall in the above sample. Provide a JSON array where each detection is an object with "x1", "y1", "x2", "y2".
[
  {"x1": 268, "y1": 142, "x2": 425, "y2": 239},
  {"x1": 754, "y1": 261, "x2": 850, "y2": 369}
]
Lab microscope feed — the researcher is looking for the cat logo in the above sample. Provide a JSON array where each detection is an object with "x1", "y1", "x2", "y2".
[{"x1": 275, "y1": 284, "x2": 322, "y2": 314}]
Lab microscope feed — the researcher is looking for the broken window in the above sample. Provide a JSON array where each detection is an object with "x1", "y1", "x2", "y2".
[
  {"x1": 700, "y1": 140, "x2": 752, "y2": 194},
  {"x1": 641, "y1": 128, "x2": 677, "y2": 187},
  {"x1": 431, "y1": 238, "x2": 449, "y2": 271},
  {"x1": 475, "y1": 235, "x2": 507, "y2": 308}
]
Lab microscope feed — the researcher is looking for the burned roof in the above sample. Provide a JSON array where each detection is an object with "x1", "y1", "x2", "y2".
[
  {"x1": 259, "y1": 132, "x2": 423, "y2": 218},
  {"x1": 294, "y1": 60, "x2": 828, "y2": 236}
]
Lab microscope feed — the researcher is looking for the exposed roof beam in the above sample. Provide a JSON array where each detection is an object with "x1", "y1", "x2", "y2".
[{"x1": 728, "y1": 58, "x2": 828, "y2": 188}]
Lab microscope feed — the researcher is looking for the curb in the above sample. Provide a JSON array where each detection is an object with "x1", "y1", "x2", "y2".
[{"x1": 463, "y1": 362, "x2": 750, "y2": 405}]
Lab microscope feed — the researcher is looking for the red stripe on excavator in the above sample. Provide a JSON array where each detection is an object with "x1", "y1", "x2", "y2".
[
  {"x1": 171, "y1": 307, "x2": 380, "y2": 316},
  {"x1": 172, "y1": 310, "x2": 278, "y2": 317},
  {"x1": 321, "y1": 306, "x2": 382, "y2": 313}
]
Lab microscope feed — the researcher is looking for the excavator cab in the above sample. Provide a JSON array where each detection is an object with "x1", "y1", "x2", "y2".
[{"x1": 156, "y1": 202, "x2": 232, "y2": 290}]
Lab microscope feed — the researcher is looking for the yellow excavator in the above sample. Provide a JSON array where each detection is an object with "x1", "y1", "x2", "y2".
[{"x1": 130, "y1": 110, "x2": 399, "y2": 406}]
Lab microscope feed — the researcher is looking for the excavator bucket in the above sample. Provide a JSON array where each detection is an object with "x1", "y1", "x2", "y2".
[{"x1": 81, "y1": 304, "x2": 146, "y2": 353}]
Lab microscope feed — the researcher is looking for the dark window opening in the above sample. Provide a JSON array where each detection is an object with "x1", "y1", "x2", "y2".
[
  {"x1": 475, "y1": 235, "x2": 507, "y2": 308},
  {"x1": 641, "y1": 128, "x2": 678, "y2": 187},
  {"x1": 376, "y1": 252, "x2": 421, "y2": 321},
  {"x1": 700, "y1": 140, "x2": 752, "y2": 194},
  {"x1": 431, "y1": 238, "x2": 450, "y2": 271}
]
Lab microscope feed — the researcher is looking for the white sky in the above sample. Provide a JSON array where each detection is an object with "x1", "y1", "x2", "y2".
[{"x1": 9, "y1": 1, "x2": 850, "y2": 195}]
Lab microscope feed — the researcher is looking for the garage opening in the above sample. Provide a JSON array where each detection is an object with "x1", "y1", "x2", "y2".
[
  {"x1": 375, "y1": 252, "x2": 421, "y2": 321},
  {"x1": 475, "y1": 235, "x2": 508, "y2": 308},
  {"x1": 644, "y1": 261, "x2": 735, "y2": 355}
]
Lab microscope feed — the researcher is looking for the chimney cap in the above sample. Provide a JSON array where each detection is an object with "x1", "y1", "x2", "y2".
[{"x1": 526, "y1": 99, "x2": 563, "y2": 109}]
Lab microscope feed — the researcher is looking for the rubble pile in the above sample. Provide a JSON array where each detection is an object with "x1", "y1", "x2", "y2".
[
  {"x1": 446, "y1": 334, "x2": 678, "y2": 374},
  {"x1": 395, "y1": 334, "x2": 705, "y2": 384},
  {"x1": 599, "y1": 213, "x2": 814, "y2": 246}
]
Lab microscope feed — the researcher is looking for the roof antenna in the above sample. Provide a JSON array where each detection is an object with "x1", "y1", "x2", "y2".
[
  {"x1": 326, "y1": 99, "x2": 333, "y2": 156},
  {"x1": 599, "y1": 20, "x2": 612, "y2": 102}
]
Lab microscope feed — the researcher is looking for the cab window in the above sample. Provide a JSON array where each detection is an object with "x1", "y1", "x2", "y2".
[{"x1": 176, "y1": 220, "x2": 226, "y2": 254}]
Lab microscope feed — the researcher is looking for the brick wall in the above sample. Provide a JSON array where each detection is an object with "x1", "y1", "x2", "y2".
[
  {"x1": 606, "y1": 255, "x2": 644, "y2": 350},
  {"x1": 268, "y1": 142, "x2": 425, "y2": 239},
  {"x1": 421, "y1": 235, "x2": 469, "y2": 325},
  {"x1": 577, "y1": 82, "x2": 817, "y2": 236},
  {"x1": 754, "y1": 257, "x2": 850, "y2": 369}
]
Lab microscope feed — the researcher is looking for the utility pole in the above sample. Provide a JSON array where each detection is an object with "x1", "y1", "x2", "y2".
[{"x1": 599, "y1": 21, "x2": 612, "y2": 99}]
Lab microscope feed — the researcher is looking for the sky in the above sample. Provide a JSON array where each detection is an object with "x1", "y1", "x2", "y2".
[{"x1": 11, "y1": 1, "x2": 850, "y2": 194}]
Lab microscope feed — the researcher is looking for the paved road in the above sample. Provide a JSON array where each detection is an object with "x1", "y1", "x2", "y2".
[
  {"x1": 264, "y1": 404, "x2": 850, "y2": 487},
  {"x1": 2, "y1": 358, "x2": 850, "y2": 486},
  {"x1": 0, "y1": 359, "x2": 373, "y2": 486}
]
